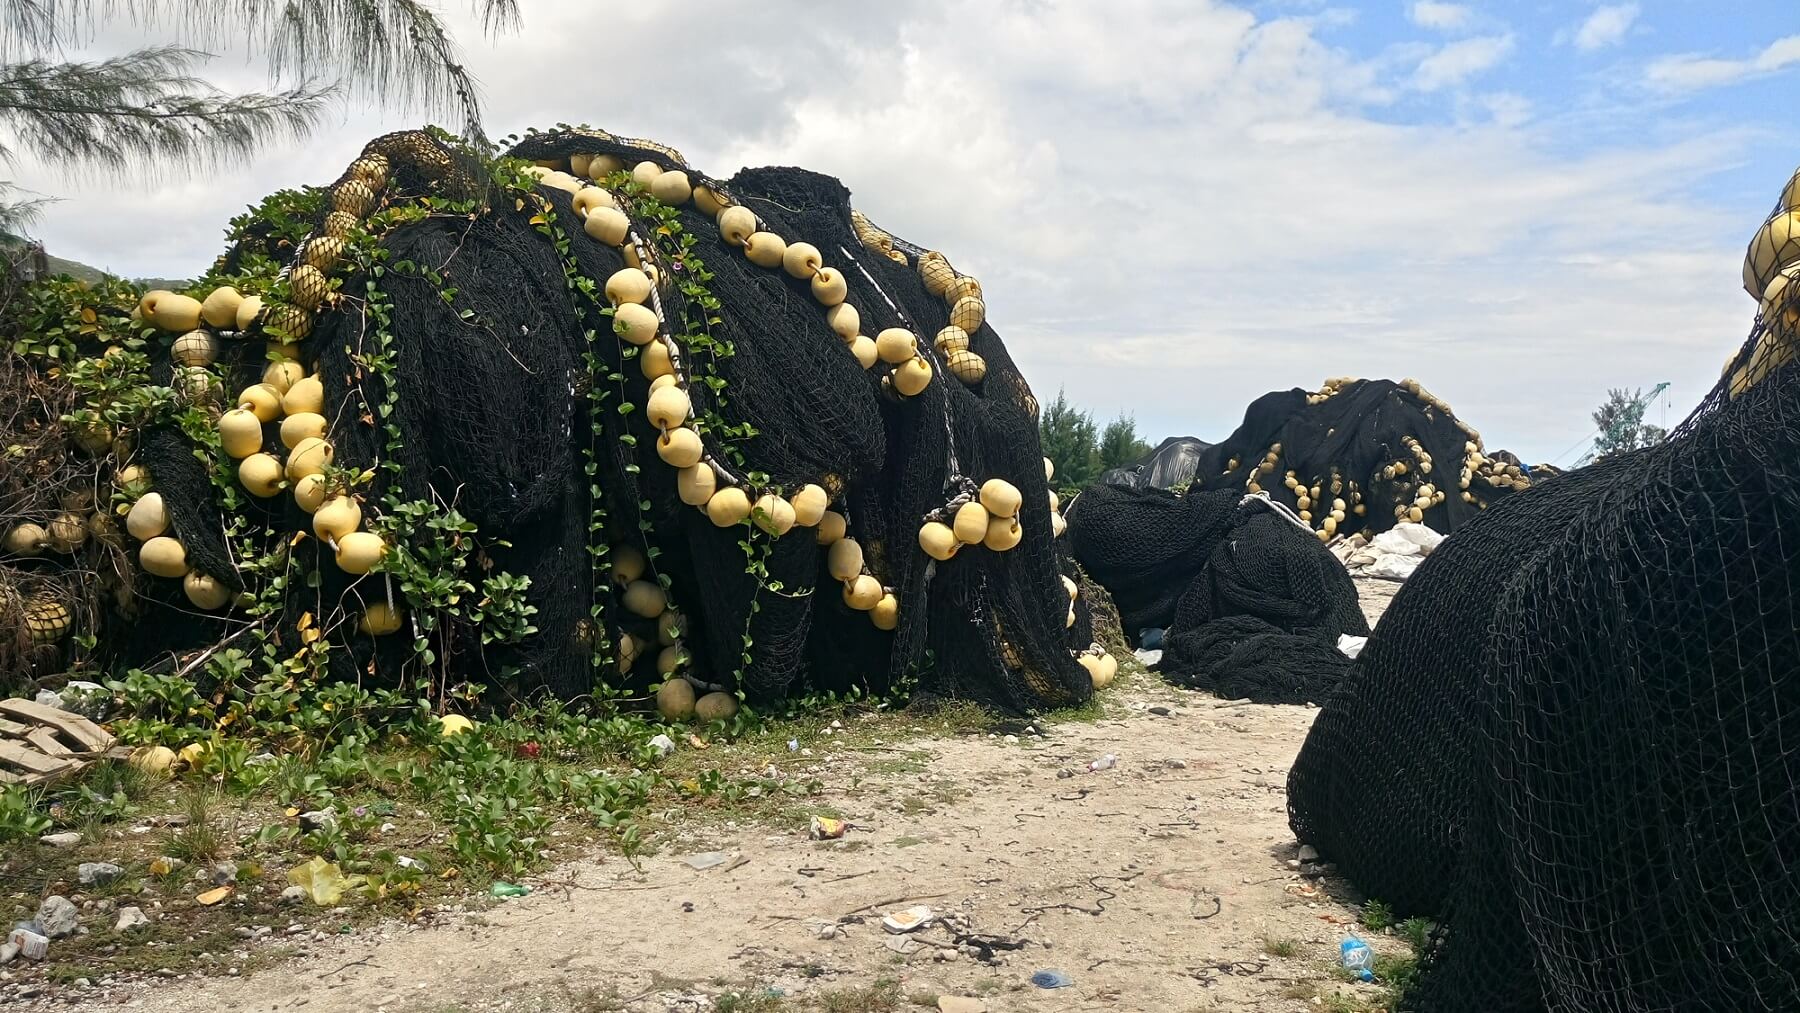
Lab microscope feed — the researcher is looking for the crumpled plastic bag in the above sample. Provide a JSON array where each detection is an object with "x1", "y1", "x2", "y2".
[{"x1": 287, "y1": 856, "x2": 360, "y2": 906}]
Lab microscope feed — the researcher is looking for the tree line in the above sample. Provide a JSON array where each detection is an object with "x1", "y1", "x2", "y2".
[{"x1": 1038, "y1": 387, "x2": 1152, "y2": 493}]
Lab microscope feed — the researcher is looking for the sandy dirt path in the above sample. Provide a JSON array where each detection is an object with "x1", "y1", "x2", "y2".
[{"x1": 95, "y1": 582, "x2": 1403, "y2": 1013}]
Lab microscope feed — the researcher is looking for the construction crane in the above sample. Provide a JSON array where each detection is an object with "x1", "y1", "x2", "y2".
[{"x1": 1572, "y1": 381, "x2": 1671, "y2": 468}]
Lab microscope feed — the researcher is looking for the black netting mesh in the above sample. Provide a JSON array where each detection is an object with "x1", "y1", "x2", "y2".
[
  {"x1": 1288, "y1": 294, "x2": 1800, "y2": 1007},
  {"x1": 111, "y1": 127, "x2": 1094, "y2": 714},
  {"x1": 1067, "y1": 485, "x2": 1367, "y2": 703}
]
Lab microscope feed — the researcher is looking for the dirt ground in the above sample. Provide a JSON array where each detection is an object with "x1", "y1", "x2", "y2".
[{"x1": 78, "y1": 580, "x2": 1404, "y2": 1013}]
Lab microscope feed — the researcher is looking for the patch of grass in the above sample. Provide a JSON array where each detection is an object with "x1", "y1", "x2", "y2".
[
  {"x1": 1374, "y1": 952, "x2": 1419, "y2": 993},
  {"x1": 1360, "y1": 898, "x2": 1395, "y2": 931},
  {"x1": 165, "y1": 789, "x2": 223, "y2": 863},
  {"x1": 713, "y1": 990, "x2": 788, "y2": 1013},
  {"x1": 1262, "y1": 936, "x2": 1300, "y2": 958},
  {"x1": 1399, "y1": 915, "x2": 1434, "y2": 952},
  {"x1": 814, "y1": 979, "x2": 903, "y2": 1012}
]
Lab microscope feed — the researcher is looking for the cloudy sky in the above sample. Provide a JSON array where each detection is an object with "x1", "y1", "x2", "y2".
[{"x1": 14, "y1": 1, "x2": 1800, "y2": 462}]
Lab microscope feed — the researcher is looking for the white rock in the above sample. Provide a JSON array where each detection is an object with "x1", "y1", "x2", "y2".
[
  {"x1": 114, "y1": 907, "x2": 150, "y2": 932},
  {"x1": 38, "y1": 832, "x2": 82, "y2": 848},
  {"x1": 37, "y1": 896, "x2": 79, "y2": 939}
]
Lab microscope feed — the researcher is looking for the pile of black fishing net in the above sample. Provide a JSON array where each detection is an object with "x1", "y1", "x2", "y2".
[
  {"x1": 1067, "y1": 484, "x2": 1367, "y2": 703},
  {"x1": 1287, "y1": 314, "x2": 1800, "y2": 1006},
  {"x1": 123, "y1": 128, "x2": 1095, "y2": 714},
  {"x1": 1115, "y1": 378, "x2": 1535, "y2": 537}
]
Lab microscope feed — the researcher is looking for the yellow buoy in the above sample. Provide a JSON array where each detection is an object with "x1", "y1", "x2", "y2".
[
  {"x1": 640, "y1": 339, "x2": 674, "y2": 380},
  {"x1": 678, "y1": 463, "x2": 717, "y2": 506},
  {"x1": 438, "y1": 714, "x2": 474, "y2": 738},
  {"x1": 752, "y1": 494, "x2": 796, "y2": 536},
  {"x1": 1062, "y1": 574, "x2": 1078, "y2": 601},
  {"x1": 945, "y1": 349, "x2": 986, "y2": 384},
  {"x1": 200, "y1": 286, "x2": 243, "y2": 329},
  {"x1": 918, "y1": 254, "x2": 955, "y2": 296},
  {"x1": 606, "y1": 267, "x2": 653, "y2": 306},
  {"x1": 183, "y1": 571, "x2": 232, "y2": 611},
  {"x1": 945, "y1": 275, "x2": 983, "y2": 304},
  {"x1": 360, "y1": 601, "x2": 404, "y2": 636},
  {"x1": 237, "y1": 453, "x2": 283, "y2": 497},
  {"x1": 919, "y1": 521, "x2": 959, "y2": 561},
  {"x1": 279, "y1": 376, "x2": 323, "y2": 417},
  {"x1": 313, "y1": 496, "x2": 362, "y2": 542},
  {"x1": 280, "y1": 412, "x2": 328, "y2": 449},
  {"x1": 871, "y1": 593, "x2": 899, "y2": 631},
  {"x1": 745, "y1": 231, "x2": 786, "y2": 268},
  {"x1": 953, "y1": 501, "x2": 991, "y2": 544},
  {"x1": 657, "y1": 426, "x2": 705, "y2": 468},
  {"x1": 949, "y1": 295, "x2": 985, "y2": 333},
  {"x1": 647, "y1": 385, "x2": 691, "y2": 431},
  {"x1": 649, "y1": 169, "x2": 691, "y2": 205},
  {"x1": 285, "y1": 437, "x2": 332, "y2": 481},
  {"x1": 301, "y1": 236, "x2": 344, "y2": 272},
  {"x1": 238, "y1": 383, "x2": 283, "y2": 423},
  {"x1": 875, "y1": 328, "x2": 917, "y2": 365},
  {"x1": 656, "y1": 677, "x2": 697, "y2": 721},
  {"x1": 934, "y1": 326, "x2": 970, "y2": 355},
  {"x1": 586, "y1": 154, "x2": 625, "y2": 180},
  {"x1": 631, "y1": 160, "x2": 664, "y2": 187},
  {"x1": 139, "y1": 536, "x2": 190, "y2": 578},
  {"x1": 172, "y1": 329, "x2": 219, "y2": 367},
  {"x1": 694, "y1": 185, "x2": 729, "y2": 217},
  {"x1": 289, "y1": 264, "x2": 330, "y2": 310},
  {"x1": 842, "y1": 574, "x2": 882, "y2": 611},
  {"x1": 1044, "y1": 457, "x2": 1055, "y2": 482},
  {"x1": 718, "y1": 206, "x2": 757, "y2": 246},
  {"x1": 614, "y1": 302, "x2": 659, "y2": 345},
  {"x1": 623, "y1": 580, "x2": 668, "y2": 618},
  {"x1": 611, "y1": 543, "x2": 647, "y2": 587},
  {"x1": 572, "y1": 187, "x2": 615, "y2": 218},
  {"x1": 144, "y1": 291, "x2": 203, "y2": 331},
  {"x1": 828, "y1": 538, "x2": 864, "y2": 582},
  {"x1": 4, "y1": 522, "x2": 45, "y2": 557},
  {"x1": 791, "y1": 484, "x2": 828, "y2": 527},
  {"x1": 656, "y1": 644, "x2": 685, "y2": 676},
  {"x1": 811, "y1": 268, "x2": 848, "y2": 307},
  {"x1": 706, "y1": 486, "x2": 753, "y2": 527},
  {"x1": 45, "y1": 512, "x2": 86, "y2": 553},
  {"x1": 825, "y1": 303, "x2": 861, "y2": 340},
  {"x1": 694, "y1": 691, "x2": 740, "y2": 723},
  {"x1": 335, "y1": 531, "x2": 387, "y2": 574},
  {"x1": 815, "y1": 510, "x2": 848, "y2": 545},
  {"x1": 234, "y1": 295, "x2": 264, "y2": 331},
  {"x1": 126, "y1": 492, "x2": 169, "y2": 541},
  {"x1": 894, "y1": 356, "x2": 933, "y2": 396},
  {"x1": 584, "y1": 207, "x2": 630, "y2": 246},
  {"x1": 261, "y1": 360, "x2": 305, "y2": 395},
  {"x1": 129, "y1": 745, "x2": 177, "y2": 775},
  {"x1": 980, "y1": 479, "x2": 1022, "y2": 518},
  {"x1": 616, "y1": 632, "x2": 643, "y2": 673},
  {"x1": 658, "y1": 609, "x2": 683, "y2": 646},
  {"x1": 293, "y1": 473, "x2": 328, "y2": 513},
  {"x1": 782, "y1": 241, "x2": 823, "y2": 279},
  {"x1": 848, "y1": 335, "x2": 878, "y2": 369},
  {"x1": 983, "y1": 514, "x2": 1023, "y2": 552}
]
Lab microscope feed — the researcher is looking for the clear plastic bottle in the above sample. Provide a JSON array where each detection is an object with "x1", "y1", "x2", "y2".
[{"x1": 1340, "y1": 936, "x2": 1375, "y2": 982}]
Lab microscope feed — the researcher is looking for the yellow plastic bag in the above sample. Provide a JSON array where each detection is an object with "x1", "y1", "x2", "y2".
[{"x1": 287, "y1": 856, "x2": 345, "y2": 906}]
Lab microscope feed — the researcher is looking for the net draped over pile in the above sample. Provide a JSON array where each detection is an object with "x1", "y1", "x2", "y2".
[
  {"x1": 1287, "y1": 321, "x2": 1800, "y2": 1004},
  {"x1": 58, "y1": 128, "x2": 1098, "y2": 714},
  {"x1": 1067, "y1": 484, "x2": 1367, "y2": 703}
]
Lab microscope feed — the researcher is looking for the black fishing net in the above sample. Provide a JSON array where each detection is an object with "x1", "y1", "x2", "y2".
[
  {"x1": 1173, "y1": 377, "x2": 1531, "y2": 541},
  {"x1": 1067, "y1": 485, "x2": 1367, "y2": 703},
  {"x1": 1287, "y1": 253, "x2": 1800, "y2": 1005},
  {"x1": 86, "y1": 127, "x2": 1095, "y2": 714}
]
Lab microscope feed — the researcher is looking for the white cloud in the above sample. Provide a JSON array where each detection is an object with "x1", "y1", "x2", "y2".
[
  {"x1": 1414, "y1": 34, "x2": 1514, "y2": 91},
  {"x1": 1409, "y1": 2, "x2": 1470, "y2": 31},
  {"x1": 1574, "y1": 4, "x2": 1638, "y2": 51},
  {"x1": 7, "y1": 0, "x2": 1761, "y2": 461},
  {"x1": 1646, "y1": 34, "x2": 1800, "y2": 92}
]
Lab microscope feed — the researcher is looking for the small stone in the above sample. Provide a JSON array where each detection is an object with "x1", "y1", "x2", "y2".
[
  {"x1": 816, "y1": 924, "x2": 839, "y2": 940},
  {"x1": 1297, "y1": 845, "x2": 1320, "y2": 862},
  {"x1": 38, "y1": 832, "x2": 82, "y2": 849},
  {"x1": 114, "y1": 907, "x2": 149, "y2": 932},
  {"x1": 648, "y1": 733, "x2": 676, "y2": 758},
  {"x1": 281, "y1": 886, "x2": 308, "y2": 905},
  {"x1": 1165, "y1": 759, "x2": 1188, "y2": 769},
  {"x1": 234, "y1": 927, "x2": 256, "y2": 940},
  {"x1": 939, "y1": 998, "x2": 987, "y2": 1013},
  {"x1": 210, "y1": 861, "x2": 240, "y2": 886},
  {"x1": 1149, "y1": 706, "x2": 1173, "y2": 716},
  {"x1": 1056, "y1": 769, "x2": 1074, "y2": 779},
  {"x1": 77, "y1": 862, "x2": 123, "y2": 887},
  {"x1": 297, "y1": 810, "x2": 336, "y2": 833},
  {"x1": 935, "y1": 948, "x2": 959, "y2": 962},
  {"x1": 73, "y1": 977, "x2": 90, "y2": 987},
  {"x1": 1287, "y1": 859, "x2": 1302, "y2": 870},
  {"x1": 0, "y1": 941, "x2": 18, "y2": 964},
  {"x1": 1002, "y1": 735, "x2": 1018, "y2": 745},
  {"x1": 37, "y1": 895, "x2": 79, "y2": 939}
]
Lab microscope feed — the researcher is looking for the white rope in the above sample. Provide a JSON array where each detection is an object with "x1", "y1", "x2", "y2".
[{"x1": 1239, "y1": 491, "x2": 1313, "y2": 536}]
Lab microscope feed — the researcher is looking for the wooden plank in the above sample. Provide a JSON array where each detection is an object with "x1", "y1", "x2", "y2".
[
  {"x1": 0, "y1": 768, "x2": 20, "y2": 784},
  {"x1": 26, "y1": 727, "x2": 72, "y2": 758},
  {"x1": 0, "y1": 739, "x2": 64, "y2": 775},
  {"x1": 0, "y1": 699, "x2": 112, "y2": 751},
  {"x1": 23, "y1": 760, "x2": 80, "y2": 789},
  {"x1": 0, "y1": 716, "x2": 31, "y2": 737}
]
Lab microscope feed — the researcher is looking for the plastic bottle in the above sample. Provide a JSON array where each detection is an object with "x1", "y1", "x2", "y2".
[
  {"x1": 1340, "y1": 936, "x2": 1375, "y2": 982},
  {"x1": 1087, "y1": 754, "x2": 1117, "y2": 772}
]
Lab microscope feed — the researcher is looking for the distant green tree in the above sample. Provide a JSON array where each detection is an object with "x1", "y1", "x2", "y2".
[
  {"x1": 1038, "y1": 387, "x2": 1098, "y2": 492},
  {"x1": 1590, "y1": 387, "x2": 1667, "y2": 461},
  {"x1": 1098, "y1": 413, "x2": 1151, "y2": 472}
]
